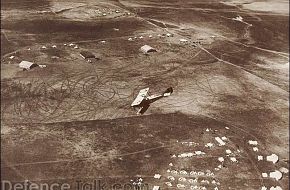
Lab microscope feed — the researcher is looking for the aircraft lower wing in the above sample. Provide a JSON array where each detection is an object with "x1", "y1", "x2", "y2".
[{"x1": 137, "y1": 104, "x2": 150, "y2": 115}]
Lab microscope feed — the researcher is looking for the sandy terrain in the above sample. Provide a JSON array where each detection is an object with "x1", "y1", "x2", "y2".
[{"x1": 222, "y1": 0, "x2": 289, "y2": 14}]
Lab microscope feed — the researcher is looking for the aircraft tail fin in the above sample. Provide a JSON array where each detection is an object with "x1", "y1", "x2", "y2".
[{"x1": 163, "y1": 87, "x2": 173, "y2": 97}]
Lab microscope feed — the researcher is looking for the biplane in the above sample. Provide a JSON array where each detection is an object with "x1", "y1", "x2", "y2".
[{"x1": 131, "y1": 87, "x2": 173, "y2": 115}]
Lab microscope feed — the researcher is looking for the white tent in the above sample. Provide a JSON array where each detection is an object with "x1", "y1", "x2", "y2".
[
  {"x1": 179, "y1": 39, "x2": 188, "y2": 43},
  {"x1": 152, "y1": 186, "x2": 160, "y2": 190},
  {"x1": 19, "y1": 61, "x2": 38, "y2": 70},
  {"x1": 140, "y1": 45, "x2": 157, "y2": 54}
]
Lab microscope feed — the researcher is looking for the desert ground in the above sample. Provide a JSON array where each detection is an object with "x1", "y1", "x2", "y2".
[{"x1": 1, "y1": 0, "x2": 289, "y2": 189}]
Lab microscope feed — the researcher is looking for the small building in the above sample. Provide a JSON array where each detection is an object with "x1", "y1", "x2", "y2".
[
  {"x1": 80, "y1": 51, "x2": 96, "y2": 59},
  {"x1": 80, "y1": 51, "x2": 100, "y2": 63},
  {"x1": 140, "y1": 45, "x2": 157, "y2": 54},
  {"x1": 19, "y1": 61, "x2": 38, "y2": 70}
]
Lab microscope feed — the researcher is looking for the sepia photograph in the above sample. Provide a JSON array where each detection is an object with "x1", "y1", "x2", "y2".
[{"x1": 1, "y1": 0, "x2": 289, "y2": 189}]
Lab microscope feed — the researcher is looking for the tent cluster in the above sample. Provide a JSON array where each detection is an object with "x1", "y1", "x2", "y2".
[
  {"x1": 247, "y1": 139, "x2": 286, "y2": 188},
  {"x1": 93, "y1": 8, "x2": 131, "y2": 17}
]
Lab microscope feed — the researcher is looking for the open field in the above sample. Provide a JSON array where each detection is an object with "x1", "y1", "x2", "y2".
[
  {"x1": 1, "y1": 0, "x2": 289, "y2": 189},
  {"x1": 2, "y1": 113, "x2": 289, "y2": 189}
]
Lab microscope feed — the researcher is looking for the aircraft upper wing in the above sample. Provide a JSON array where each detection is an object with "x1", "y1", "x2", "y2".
[{"x1": 131, "y1": 88, "x2": 149, "y2": 107}]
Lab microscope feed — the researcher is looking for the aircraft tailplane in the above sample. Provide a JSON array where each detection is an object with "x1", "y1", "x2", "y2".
[{"x1": 163, "y1": 87, "x2": 173, "y2": 97}]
